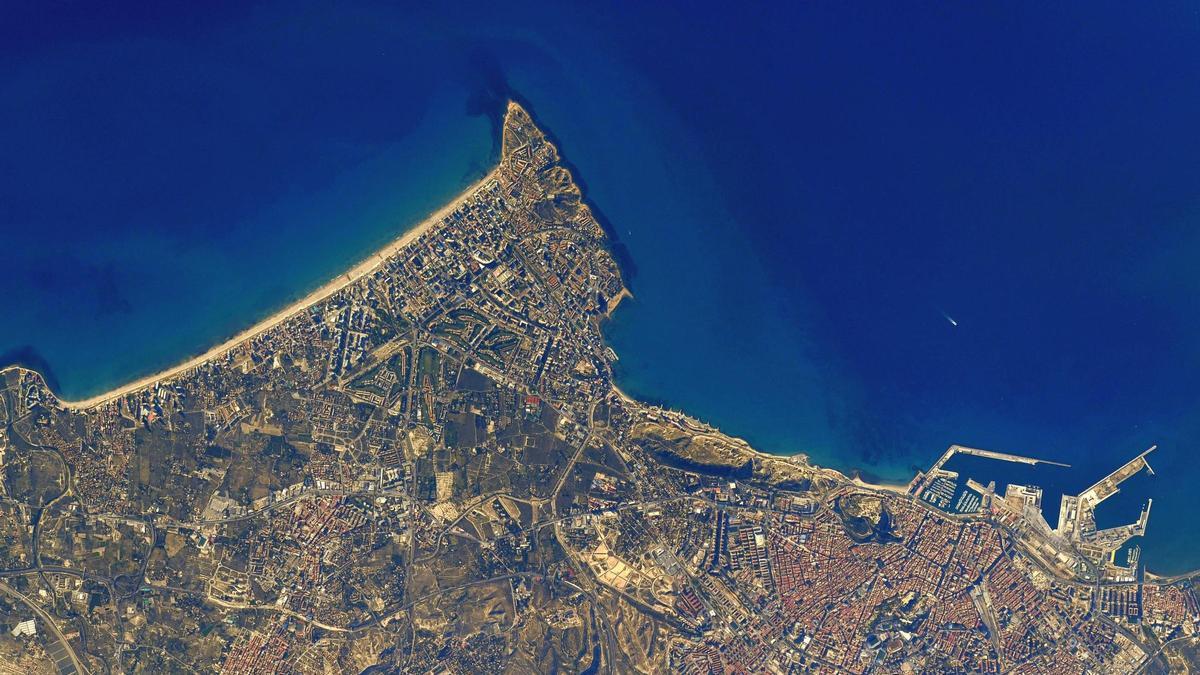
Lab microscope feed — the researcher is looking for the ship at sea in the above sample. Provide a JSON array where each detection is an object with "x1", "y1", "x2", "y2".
[{"x1": 3, "y1": 1, "x2": 1200, "y2": 574}]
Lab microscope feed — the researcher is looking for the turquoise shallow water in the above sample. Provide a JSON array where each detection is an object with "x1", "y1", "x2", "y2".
[{"x1": 3, "y1": 2, "x2": 1200, "y2": 574}]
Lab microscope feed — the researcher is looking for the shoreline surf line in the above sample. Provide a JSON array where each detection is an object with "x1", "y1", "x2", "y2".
[{"x1": 3, "y1": 167, "x2": 499, "y2": 411}]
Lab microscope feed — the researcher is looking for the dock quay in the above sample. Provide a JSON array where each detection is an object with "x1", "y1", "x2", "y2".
[
  {"x1": 1056, "y1": 446, "x2": 1156, "y2": 566},
  {"x1": 911, "y1": 444, "x2": 1070, "y2": 499},
  {"x1": 1077, "y1": 445, "x2": 1156, "y2": 510},
  {"x1": 1083, "y1": 499, "x2": 1152, "y2": 548}
]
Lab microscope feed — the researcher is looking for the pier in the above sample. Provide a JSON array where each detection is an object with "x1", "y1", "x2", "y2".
[
  {"x1": 911, "y1": 444, "x2": 1069, "y2": 499},
  {"x1": 926, "y1": 444, "x2": 1069, "y2": 475},
  {"x1": 1084, "y1": 499, "x2": 1152, "y2": 549},
  {"x1": 1056, "y1": 446, "x2": 1156, "y2": 564},
  {"x1": 1077, "y1": 445, "x2": 1156, "y2": 510}
]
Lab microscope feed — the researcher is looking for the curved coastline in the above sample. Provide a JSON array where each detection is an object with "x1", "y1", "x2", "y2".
[
  {"x1": 1, "y1": 167, "x2": 498, "y2": 411},
  {"x1": 5, "y1": 97, "x2": 1195, "y2": 582},
  {"x1": 497, "y1": 91, "x2": 639, "y2": 288},
  {"x1": 0, "y1": 346, "x2": 61, "y2": 394},
  {"x1": 2, "y1": 93, "x2": 629, "y2": 412}
]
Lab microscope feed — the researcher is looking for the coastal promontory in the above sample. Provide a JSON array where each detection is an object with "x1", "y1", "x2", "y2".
[{"x1": 0, "y1": 101, "x2": 1195, "y2": 674}]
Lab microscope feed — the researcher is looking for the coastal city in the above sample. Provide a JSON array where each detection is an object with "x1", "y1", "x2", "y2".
[{"x1": 2, "y1": 101, "x2": 1199, "y2": 674}]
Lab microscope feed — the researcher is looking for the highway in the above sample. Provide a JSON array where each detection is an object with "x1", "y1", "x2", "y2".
[{"x1": 0, "y1": 580, "x2": 87, "y2": 675}]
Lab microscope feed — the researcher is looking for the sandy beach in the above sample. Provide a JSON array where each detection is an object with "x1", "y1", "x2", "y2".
[
  {"x1": 49, "y1": 168, "x2": 499, "y2": 411},
  {"x1": 851, "y1": 475, "x2": 916, "y2": 496},
  {"x1": 603, "y1": 287, "x2": 633, "y2": 318}
]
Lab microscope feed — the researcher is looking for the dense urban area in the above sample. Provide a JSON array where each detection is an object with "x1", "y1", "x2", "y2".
[{"x1": 2, "y1": 102, "x2": 1199, "y2": 674}]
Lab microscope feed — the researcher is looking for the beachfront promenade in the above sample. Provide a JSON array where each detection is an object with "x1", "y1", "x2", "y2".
[{"x1": 0, "y1": 168, "x2": 500, "y2": 412}]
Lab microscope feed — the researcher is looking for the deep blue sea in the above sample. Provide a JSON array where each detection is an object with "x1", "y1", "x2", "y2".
[{"x1": 3, "y1": 2, "x2": 1200, "y2": 573}]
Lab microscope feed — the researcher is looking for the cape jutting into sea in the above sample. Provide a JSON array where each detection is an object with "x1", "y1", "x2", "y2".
[{"x1": 3, "y1": 2, "x2": 1200, "y2": 574}]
